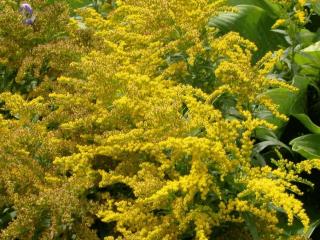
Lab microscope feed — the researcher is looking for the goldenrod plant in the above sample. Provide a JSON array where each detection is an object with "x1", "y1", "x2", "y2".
[
  {"x1": 0, "y1": 0, "x2": 320, "y2": 239},
  {"x1": 212, "y1": 0, "x2": 320, "y2": 237},
  {"x1": 0, "y1": 0, "x2": 92, "y2": 93}
]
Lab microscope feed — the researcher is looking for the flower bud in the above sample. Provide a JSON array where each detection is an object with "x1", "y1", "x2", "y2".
[
  {"x1": 19, "y1": 3, "x2": 35, "y2": 25},
  {"x1": 19, "y1": 3, "x2": 33, "y2": 16}
]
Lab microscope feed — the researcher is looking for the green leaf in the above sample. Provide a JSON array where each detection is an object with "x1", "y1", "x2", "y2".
[
  {"x1": 312, "y1": 2, "x2": 320, "y2": 15},
  {"x1": 0, "y1": 208, "x2": 16, "y2": 228},
  {"x1": 254, "y1": 127, "x2": 278, "y2": 141},
  {"x1": 228, "y1": 0, "x2": 280, "y2": 17},
  {"x1": 289, "y1": 134, "x2": 320, "y2": 159},
  {"x1": 304, "y1": 218, "x2": 320, "y2": 238},
  {"x1": 293, "y1": 114, "x2": 320, "y2": 134},
  {"x1": 243, "y1": 213, "x2": 260, "y2": 240},
  {"x1": 292, "y1": 74, "x2": 316, "y2": 90},
  {"x1": 294, "y1": 41, "x2": 320, "y2": 75},
  {"x1": 297, "y1": 29, "x2": 317, "y2": 47},
  {"x1": 254, "y1": 139, "x2": 292, "y2": 153},
  {"x1": 296, "y1": 41, "x2": 320, "y2": 60},
  {"x1": 257, "y1": 88, "x2": 298, "y2": 135},
  {"x1": 256, "y1": 75, "x2": 314, "y2": 136},
  {"x1": 209, "y1": 3, "x2": 286, "y2": 60},
  {"x1": 285, "y1": 217, "x2": 320, "y2": 238},
  {"x1": 265, "y1": 88, "x2": 298, "y2": 114},
  {"x1": 290, "y1": 74, "x2": 315, "y2": 114}
]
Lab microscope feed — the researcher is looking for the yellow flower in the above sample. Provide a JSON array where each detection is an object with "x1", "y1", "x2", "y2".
[
  {"x1": 272, "y1": 19, "x2": 286, "y2": 29},
  {"x1": 295, "y1": 10, "x2": 307, "y2": 24}
]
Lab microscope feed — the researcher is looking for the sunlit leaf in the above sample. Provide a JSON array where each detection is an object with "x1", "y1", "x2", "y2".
[{"x1": 209, "y1": 2, "x2": 285, "y2": 60}]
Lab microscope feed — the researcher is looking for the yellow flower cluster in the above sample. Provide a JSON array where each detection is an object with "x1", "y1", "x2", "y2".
[
  {"x1": 50, "y1": 1, "x2": 317, "y2": 239},
  {"x1": 0, "y1": 0, "x2": 91, "y2": 92},
  {"x1": 0, "y1": 98, "x2": 97, "y2": 239},
  {"x1": 0, "y1": 0, "x2": 319, "y2": 239},
  {"x1": 271, "y1": 0, "x2": 308, "y2": 27}
]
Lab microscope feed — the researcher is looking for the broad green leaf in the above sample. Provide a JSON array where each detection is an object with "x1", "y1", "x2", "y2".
[
  {"x1": 293, "y1": 114, "x2": 320, "y2": 134},
  {"x1": 209, "y1": 4, "x2": 286, "y2": 60},
  {"x1": 254, "y1": 139, "x2": 292, "y2": 153},
  {"x1": 257, "y1": 88, "x2": 298, "y2": 134},
  {"x1": 289, "y1": 134, "x2": 320, "y2": 159},
  {"x1": 294, "y1": 41, "x2": 320, "y2": 75},
  {"x1": 256, "y1": 76, "x2": 313, "y2": 137},
  {"x1": 293, "y1": 74, "x2": 316, "y2": 90},
  {"x1": 297, "y1": 29, "x2": 317, "y2": 47},
  {"x1": 295, "y1": 41, "x2": 320, "y2": 62},
  {"x1": 255, "y1": 110, "x2": 285, "y2": 132},
  {"x1": 290, "y1": 75, "x2": 316, "y2": 114},
  {"x1": 265, "y1": 88, "x2": 298, "y2": 114},
  {"x1": 228, "y1": 0, "x2": 280, "y2": 17}
]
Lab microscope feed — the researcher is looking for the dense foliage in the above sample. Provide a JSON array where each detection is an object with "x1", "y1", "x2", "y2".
[{"x1": 1, "y1": 0, "x2": 320, "y2": 239}]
